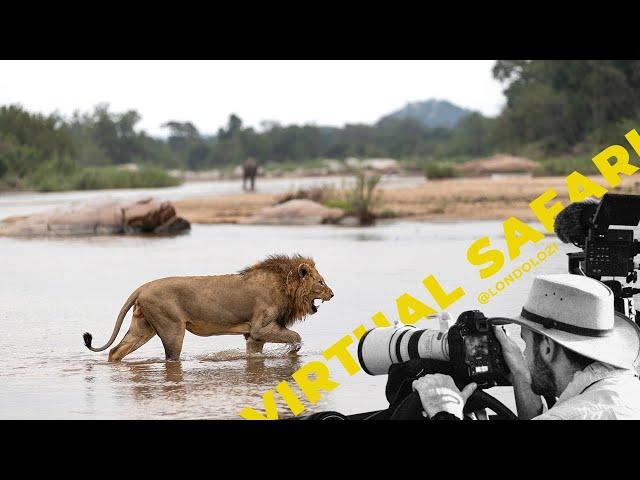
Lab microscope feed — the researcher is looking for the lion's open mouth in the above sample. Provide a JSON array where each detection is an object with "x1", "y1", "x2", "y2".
[{"x1": 311, "y1": 298, "x2": 324, "y2": 314}]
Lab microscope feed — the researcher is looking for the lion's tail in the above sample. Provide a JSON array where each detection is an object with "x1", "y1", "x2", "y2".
[{"x1": 83, "y1": 287, "x2": 142, "y2": 352}]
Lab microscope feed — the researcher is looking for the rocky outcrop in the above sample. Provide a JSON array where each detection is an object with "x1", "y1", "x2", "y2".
[
  {"x1": 238, "y1": 199, "x2": 343, "y2": 225},
  {"x1": 0, "y1": 197, "x2": 190, "y2": 237}
]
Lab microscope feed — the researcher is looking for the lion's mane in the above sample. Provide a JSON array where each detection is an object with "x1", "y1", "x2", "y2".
[{"x1": 239, "y1": 254, "x2": 316, "y2": 327}]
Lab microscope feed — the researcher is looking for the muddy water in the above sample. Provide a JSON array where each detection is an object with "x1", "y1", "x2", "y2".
[
  {"x1": 0, "y1": 181, "x2": 572, "y2": 419},
  {"x1": 0, "y1": 220, "x2": 573, "y2": 419}
]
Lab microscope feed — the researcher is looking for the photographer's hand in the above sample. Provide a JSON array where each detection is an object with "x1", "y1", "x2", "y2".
[
  {"x1": 412, "y1": 374, "x2": 477, "y2": 420},
  {"x1": 493, "y1": 326, "x2": 529, "y2": 383},
  {"x1": 494, "y1": 326, "x2": 543, "y2": 419}
]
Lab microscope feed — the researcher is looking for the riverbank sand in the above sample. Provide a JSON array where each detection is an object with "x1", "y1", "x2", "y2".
[{"x1": 174, "y1": 175, "x2": 640, "y2": 224}]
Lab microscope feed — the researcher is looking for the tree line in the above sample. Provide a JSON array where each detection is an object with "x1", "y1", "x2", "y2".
[{"x1": 1, "y1": 60, "x2": 639, "y2": 190}]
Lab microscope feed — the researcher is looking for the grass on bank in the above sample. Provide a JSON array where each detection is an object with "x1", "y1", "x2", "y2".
[
  {"x1": 29, "y1": 159, "x2": 182, "y2": 192},
  {"x1": 533, "y1": 154, "x2": 600, "y2": 176},
  {"x1": 324, "y1": 170, "x2": 382, "y2": 225},
  {"x1": 424, "y1": 162, "x2": 459, "y2": 179}
]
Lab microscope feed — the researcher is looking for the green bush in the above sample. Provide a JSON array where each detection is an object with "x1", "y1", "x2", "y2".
[
  {"x1": 322, "y1": 171, "x2": 385, "y2": 224},
  {"x1": 344, "y1": 170, "x2": 381, "y2": 225},
  {"x1": 0, "y1": 135, "x2": 45, "y2": 178},
  {"x1": 73, "y1": 166, "x2": 181, "y2": 190},
  {"x1": 29, "y1": 165, "x2": 181, "y2": 192},
  {"x1": 324, "y1": 198, "x2": 350, "y2": 210},
  {"x1": 378, "y1": 208, "x2": 398, "y2": 219},
  {"x1": 424, "y1": 163, "x2": 458, "y2": 179},
  {"x1": 533, "y1": 155, "x2": 598, "y2": 176}
]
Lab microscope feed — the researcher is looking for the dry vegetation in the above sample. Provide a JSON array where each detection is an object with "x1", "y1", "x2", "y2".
[{"x1": 173, "y1": 176, "x2": 640, "y2": 225}]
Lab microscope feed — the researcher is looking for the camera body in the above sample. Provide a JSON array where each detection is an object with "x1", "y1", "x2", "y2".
[
  {"x1": 447, "y1": 310, "x2": 509, "y2": 388},
  {"x1": 585, "y1": 225, "x2": 638, "y2": 279},
  {"x1": 357, "y1": 310, "x2": 509, "y2": 388}
]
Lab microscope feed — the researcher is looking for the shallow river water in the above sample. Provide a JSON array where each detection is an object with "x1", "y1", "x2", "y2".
[{"x1": 0, "y1": 180, "x2": 571, "y2": 419}]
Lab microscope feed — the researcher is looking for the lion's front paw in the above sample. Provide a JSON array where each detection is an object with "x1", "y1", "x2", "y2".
[{"x1": 287, "y1": 342, "x2": 302, "y2": 355}]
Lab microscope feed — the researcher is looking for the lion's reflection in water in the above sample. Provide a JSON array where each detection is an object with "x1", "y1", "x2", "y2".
[{"x1": 106, "y1": 351, "x2": 331, "y2": 418}]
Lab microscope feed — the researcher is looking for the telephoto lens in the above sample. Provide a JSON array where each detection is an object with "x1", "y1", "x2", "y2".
[{"x1": 357, "y1": 324, "x2": 450, "y2": 375}]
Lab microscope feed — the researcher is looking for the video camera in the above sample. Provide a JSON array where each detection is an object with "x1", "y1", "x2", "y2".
[
  {"x1": 357, "y1": 310, "x2": 510, "y2": 389},
  {"x1": 555, "y1": 193, "x2": 640, "y2": 323}
]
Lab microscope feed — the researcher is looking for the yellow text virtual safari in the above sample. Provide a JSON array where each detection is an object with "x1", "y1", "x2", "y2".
[{"x1": 239, "y1": 128, "x2": 640, "y2": 419}]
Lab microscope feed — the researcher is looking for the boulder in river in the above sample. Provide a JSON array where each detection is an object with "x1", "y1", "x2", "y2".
[
  {"x1": 238, "y1": 199, "x2": 343, "y2": 225},
  {"x1": 0, "y1": 197, "x2": 190, "y2": 237}
]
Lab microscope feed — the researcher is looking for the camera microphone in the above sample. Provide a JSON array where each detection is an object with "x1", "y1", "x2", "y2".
[{"x1": 553, "y1": 198, "x2": 599, "y2": 246}]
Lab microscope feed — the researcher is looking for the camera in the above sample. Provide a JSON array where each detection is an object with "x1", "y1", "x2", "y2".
[
  {"x1": 557, "y1": 193, "x2": 640, "y2": 323},
  {"x1": 357, "y1": 310, "x2": 509, "y2": 388},
  {"x1": 575, "y1": 194, "x2": 640, "y2": 279}
]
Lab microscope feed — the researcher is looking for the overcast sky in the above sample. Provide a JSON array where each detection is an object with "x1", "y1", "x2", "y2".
[{"x1": 0, "y1": 60, "x2": 506, "y2": 137}]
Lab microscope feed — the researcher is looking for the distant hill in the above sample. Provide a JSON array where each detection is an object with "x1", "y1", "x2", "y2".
[{"x1": 379, "y1": 99, "x2": 471, "y2": 128}]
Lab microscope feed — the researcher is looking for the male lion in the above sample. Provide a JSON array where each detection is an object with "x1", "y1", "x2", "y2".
[{"x1": 83, "y1": 254, "x2": 334, "y2": 362}]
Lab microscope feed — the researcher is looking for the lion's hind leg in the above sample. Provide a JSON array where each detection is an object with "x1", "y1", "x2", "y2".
[
  {"x1": 137, "y1": 302, "x2": 186, "y2": 362},
  {"x1": 108, "y1": 306, "x2": 156, "y2": 362}
]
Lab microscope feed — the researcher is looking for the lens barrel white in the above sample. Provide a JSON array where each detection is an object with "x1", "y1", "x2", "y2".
[
  {"x1": 411, "y1": 329, "x2": 449, "y2": 362},
  {"x1": 396, "y1": 327, "x2": 415, "y2": 363},
  {"x1": 358, "y1": 325, "x2": 450, "y2": 376},
  {"x1": 358, "y1": 325, "x2": 414, "y2": 376}
]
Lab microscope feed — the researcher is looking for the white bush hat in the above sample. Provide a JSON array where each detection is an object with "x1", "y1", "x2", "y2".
[{"x1": 496, "y1": 274, "x2": 640, "y2": 371}]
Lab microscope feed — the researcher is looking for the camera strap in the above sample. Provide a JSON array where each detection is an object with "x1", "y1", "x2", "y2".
[{"x1": 520, "y1": 308, "x2": 613, "y2": 337}]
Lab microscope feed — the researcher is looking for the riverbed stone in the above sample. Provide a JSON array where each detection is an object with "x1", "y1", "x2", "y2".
[
  {"x1": 238, "y1": 199, "x2": 343, "y2": 225},
  {"x1": 0, "y1": 197, "x2": 190, "y2": 237}
]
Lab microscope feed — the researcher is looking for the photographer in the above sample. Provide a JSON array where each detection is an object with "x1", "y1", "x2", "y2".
[{"x1": 413, "y1": 274, "x2": 640, "y2": 420}]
